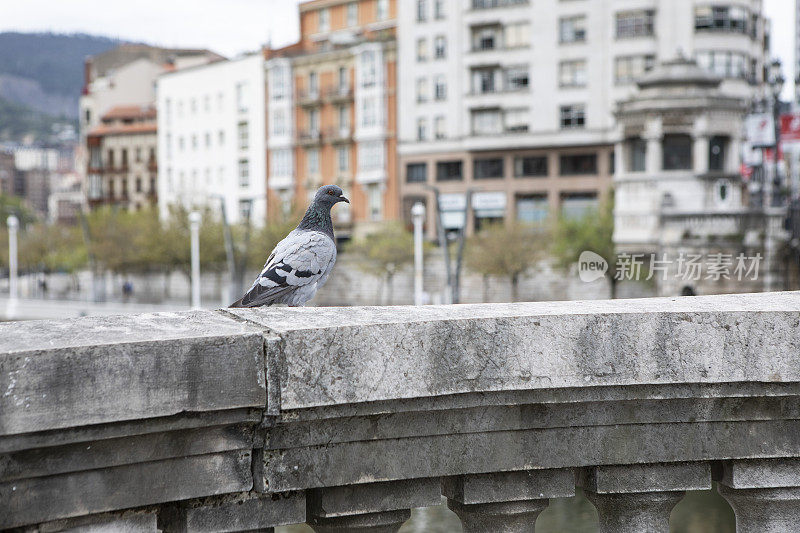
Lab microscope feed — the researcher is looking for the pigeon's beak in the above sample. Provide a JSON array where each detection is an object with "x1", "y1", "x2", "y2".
[{"x1": 340, "y1": 196, "x2": 350, "y2": 204}]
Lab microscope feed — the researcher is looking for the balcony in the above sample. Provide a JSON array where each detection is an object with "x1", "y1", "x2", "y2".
[
  {"x1": 4, "y1": 292, "x2": 800, "y2": 531},
  {"x1": 297, "y1": 129, "x2": 323, "y2": 146},
  {"x1": 325, "y1": 125, "x2": 353, "y2": 143},
  {"x1": 324, "y1": 85, "x2": 353, "y2": 102},
  {"x1": 296, "y1": 88, "x2": 321, "y2": 106}
]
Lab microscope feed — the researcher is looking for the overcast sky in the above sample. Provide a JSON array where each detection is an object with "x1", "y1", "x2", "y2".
[{"x1": 0, "y1": 0, "x2": 795, "y2": 98}]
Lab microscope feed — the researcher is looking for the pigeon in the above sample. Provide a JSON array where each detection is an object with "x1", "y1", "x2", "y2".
[{"x1": 229, "y1": 185, "x2": 349, "y2": 308}]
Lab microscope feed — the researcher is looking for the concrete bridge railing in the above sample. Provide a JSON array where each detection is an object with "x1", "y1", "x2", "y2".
[{"x1": 3, "y1": 292, "x2": 800, "y2": 532}]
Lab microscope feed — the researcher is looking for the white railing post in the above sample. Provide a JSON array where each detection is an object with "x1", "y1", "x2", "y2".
[
  {"x1": 411, "y1": 202, "x2": 425, "y2": 306},
  {"x1": 7, "y1": 215, "x2": 19, "y2": 319}
]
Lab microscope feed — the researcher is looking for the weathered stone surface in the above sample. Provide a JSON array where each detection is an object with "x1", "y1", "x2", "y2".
[
  {"x1": 720, "y1": 458, "x2": 800, "y2": 489},
  {"x1": 584, "y1": 462, "x2": 711, "y2": 494},
  {"x1": 0, "y1": 310, "x2": 266, "y2": 435},
  {"x1": 167, "y1": 491, "x2": 306, "y2": 532},
  {"x1": 442, "y1": 469, "x2": 574, "y2": 504},
  {"x1": 447, "y1": 499, "x2": 549, "y2": 533},
  {"x1": 585, "y1": 490, "x2": 683, "y2": 533},
  {"x1": 0, "y1": 450, "x2": 252, "y2": 529},
  {"x1": 307, "y1": 478, "x2": 441, "y2": 518},
  {"x1": 307, "y1": 509, "x2": 411, "y2": 533},
  {"x1": 230, "y1": 292, "x2": 800, "y2": 410},
  {"x1": 38, "y1": 511, "x2": 158, "y2": 533},
  {"x1": 718, "y1": 485, "x2": 800, "y2": 533}
]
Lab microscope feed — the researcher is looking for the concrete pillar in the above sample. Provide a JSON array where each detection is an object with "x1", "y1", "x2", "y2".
[
  {"x1": 718, "y1": 459, "x2": 800, "y2": 532},
  {"x1": 306, "y1": 478, "x2": 440, "y2": 533},
  {"x1": 644, "y1": 117, "x2": 663, "y2": 175},
  {"x1": 443, "y1": 469, "x2": 574, "y2": 533},
  {"x1": 582, "y1": 462, "x2": 711, "y2": 533},
  {"x1": 693, "y1": 135, "x2": 710, "y2": 175}
]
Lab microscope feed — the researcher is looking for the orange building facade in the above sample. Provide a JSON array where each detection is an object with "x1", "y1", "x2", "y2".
[{"x1": 265, "y1": 0, "x2": 398, "y2": 237}]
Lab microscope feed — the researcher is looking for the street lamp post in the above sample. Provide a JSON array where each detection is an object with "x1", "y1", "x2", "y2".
[
  {"x1": 7, "y1": 215, "x2": 18, "y2": 318},
  {"x1": 763, "y1": 59, "x2": 785, "y2": 292},
  {"x1": 189, "y1": 211, "x2": 202, "y2": 309},
  {"x1": 411, "y1": 202, "x2": 425, "y2": 305}
]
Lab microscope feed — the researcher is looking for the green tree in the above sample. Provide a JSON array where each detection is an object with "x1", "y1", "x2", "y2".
[
  {"x1": 551, "y1": 192, "x2": 618, "y2": 298},
  {"x1": 465, "y1": 222, "x2": 548, "y2": 302},
  {"x1": 159, "y1": 205, "x2": 227, "y2": 278},
  {"x1": 346, "y1": 222, "x2": 416, "y2": 305},
  {"x1": 0, "y1": 194, "x2": 36, "y2": 227},
  {"x1": 17, "y1": 223, "x2": 86, "y2": 273}
]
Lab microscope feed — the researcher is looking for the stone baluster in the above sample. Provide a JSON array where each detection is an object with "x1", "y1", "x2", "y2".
[
  {"x1": 582, "y1": 462, "x2": 710, "y2": 533},
  {"x1": 306, "y1": 478, "x2": 440, "y2": 533},
  {"x1": 442, "y1": 469, "x2": 574, "y2": 532},
  {"x1": 718, "y1": 459, "x2": 800, "y2": 532}
]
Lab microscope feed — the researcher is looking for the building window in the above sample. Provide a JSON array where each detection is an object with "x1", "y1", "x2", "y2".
[
  {"x1": 472, "y1": 26, "x2": 499, "y2": 51},
  {"x1": 347, "y1": 2, "x2": 358, "y2": 26},
  {"x1": 238, "y1": 122, "x2": 249, "y2": 150},
  {"x1": 472, "y1": 109, "x2": 502, "y2": 135},
  {"x1": 308, "y1": 71, "x2": 319, "y2": 97},
  {"x1": 505, "y1": 66, "x2": 529, "y2": 90},
  {"x1": 560, "y1": 154, "x2": 597, "y2": 175},
  {"x1": 192, "y1": 135, "x2": 198, "y2": 151},
  {"x1": 628, "y1": 138, "x2": 647, "y2": 172},
  {"x1": 416, "y1": 77, "x2": 428, "y2": 102},
  {"x1": 361, "y1": 96, "x2": 378, "y2": 126},
  {"x1": 190, "y1": 98, "x2": 197, "y2": 114},
  {"x1": 434, "y1": 75, "x2": 447, "y2": 100},
  {"x1": 272, "y1": 109, "x2": 286, "y2": 136},
  {"x1": 472, "y1": 68, "x2": 496, "y2": 93},
  {"x1": 559, "y1": 16, "x2": 586, "y2": 43},
  {"x1": 238, "y1": 159, "x2": 249, "y2": 187},
  {"x1": 307, "y1": 148, "x2": 320, "y2": 175},
  {"x1": 367, "y1": 184, "x2": 382, "y2": 221},
  {"x1": 318, "y1": 7, "x2": 330, "y2": 32},
  {"x1": 616, "y1": 10, "x2": 655, "y2": 38},
  {"x1": 135, "y1": 176, "x2": 142, "y2": 193},
  {"x1": 514, "y1": 156, "x2": 547, "y2": 177},
  {"x1": 695, "y1": 6, "x2": 748, "y2": 33},
  {"x1": 377, "y1": 0, "x2": 389, "y2": 20},
  {"x1": 361, "y1": 50, "x2": 377, "y2": 86},
  {"x1": 406, "y1": 162, "x2": 428, "y2": 183},
  {"x1": 338, "y1": 66, "x2": 348, "y2": 92},
  {"x1": 218, "y1": 130, "x2": 225, "y2": 146},
  {"x1": 559, "y1": 60, "x2": 587, "y2": 87},
  {"x1": 121, "y1": 149, "x2": 128, "y2": 167},
  {"x1": 516, "y1": 195, "x2": 548, "y2": 224},
  {"x1": 417, "y1": 0, "x2": 427, "y2": 21},
  {"x1": 505, "y1": 22, "x2": 530, "y2": 48},
  {"x1": 337, "y1": 146, "x2": 349, "y2": 172},
  {"x1": 662, "y1": 134, "x2": 693, "y2": 170},
  {"x1": 150, "y1": 176, "x2": 156, "y2": 193},
  {"x1": 559, "y1": 105, "x2": 585, "y2": 129},
  {"x1": 338, "y1": 105, "x2": 349, "y2": 130},
  {"x1": 308, "y1": 108, "x2": 320, "y2": 135},
  {"x1": 416, "y1": 38, "x2": 428, "y2": 61},
  {"x1": 273, "y1": 149, "x2": 292, "y2": 176},
  {"x1": 696, "y1": 50, "x2": 751, "y2": 79},
  {"x1": 504, "y1": 108, "x2": 529, "y2": 133},
  {"x1": 435, "y1": 0, "x2": 445, "y2": 18},
  {"x1": 561, "y1": 193, "x2": 597, "y2": 220},
  {"x1": 236, "y1": 82, "x2": 249, "y2": 112},
  {"x1": 434, "y1": 116, "x2": 446, "y2": 139},
  {"x1": 474, "y1": 158, "x2": 504, "y2": 179},
  {"x1": 204, "y1": 132, "x2": 211, "y2": 148},
  {"x1": 436, "y1": 161, "x2": 463, "y2": 181},
  {"x1": 709, "y1": 136, "x2": 728, "y2": 171},
  {"x1": 359, "y1": 141, "x2": 384, "y2": 170},
  {"x1": 417, "y1": 117, "x2": 428, "y2": 141},
  {"x1": 614, "y1": 55, "x2": 656, "y2": 84},
  {"x1": 270, "y1": 68, "x2": 288, "y2": 99},
  {"x1": 434, "y1": 36, "x2": 447, "y2": 59}
]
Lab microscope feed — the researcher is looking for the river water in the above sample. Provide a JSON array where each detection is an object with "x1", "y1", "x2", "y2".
[{"x1": 278, "y1": 485, "x2": 735, "y2": 532}]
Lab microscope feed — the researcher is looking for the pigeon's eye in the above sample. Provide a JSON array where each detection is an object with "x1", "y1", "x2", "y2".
[{"x1": 327, "y1": 190, "x2": 336, "y2": 196}]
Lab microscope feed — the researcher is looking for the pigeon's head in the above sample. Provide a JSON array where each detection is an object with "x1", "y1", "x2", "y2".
[{"x1": 314, "y1": 184, "x2": 349, "y2": 208}]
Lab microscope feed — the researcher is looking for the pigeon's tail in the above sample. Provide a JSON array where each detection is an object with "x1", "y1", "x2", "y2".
[{"x1": 228, "y1": 298, "x2": 246, "y2": 308}]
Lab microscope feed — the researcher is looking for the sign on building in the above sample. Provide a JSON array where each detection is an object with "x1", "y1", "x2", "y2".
[{"x1": 745, "y1": 113, "x2": 776, "y2": 147}]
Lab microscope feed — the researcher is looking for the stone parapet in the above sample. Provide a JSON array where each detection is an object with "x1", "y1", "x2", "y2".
[{"x1": 2, "y1": 292, "x2": 800, "y2": 531}]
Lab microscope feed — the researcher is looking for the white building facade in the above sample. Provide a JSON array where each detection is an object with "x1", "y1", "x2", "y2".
[
  {"x1": 265, "y1": 57, "x2": 295, "y2": 216},
  {"x1": 397, "y1": 0, "x2": 771, "y2": 235},
  {"x1": 156, "y1": 54, "x2": 268, "y2": 225}
]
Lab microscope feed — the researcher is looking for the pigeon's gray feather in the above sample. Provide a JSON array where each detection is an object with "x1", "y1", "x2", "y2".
[{"x1": 231, "y1": 229, "x2": 337, "y2": 307}]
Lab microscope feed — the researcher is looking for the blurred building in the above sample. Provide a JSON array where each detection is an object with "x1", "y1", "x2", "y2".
[
  {"x1": 156, "y1": 54, "x2": 267, "y2": 224},
  {"x1": 79, "y1": 45, "x2": 223, "y2": 213},
  {"x1": 265, "y1": 0, "x2": 398, "y2": 237},
  {"x1": 0, "y1": 149, "x2": 16, "y2": 196},
  {"x1": 86, "y1": 105, "x2": 158, "y2": 211},
  {"x1": 397, "y1": 0, "x2": 771, "y2": 236}
]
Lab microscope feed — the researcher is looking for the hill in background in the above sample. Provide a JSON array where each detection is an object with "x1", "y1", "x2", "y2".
[{"x1": 0, "y1": 32, "x2": 124, "y2": 143}]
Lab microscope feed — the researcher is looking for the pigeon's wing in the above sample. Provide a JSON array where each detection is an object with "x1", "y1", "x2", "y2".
[{"x1": 230, "y1": 231, "x2": 336, "y2": 308}]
